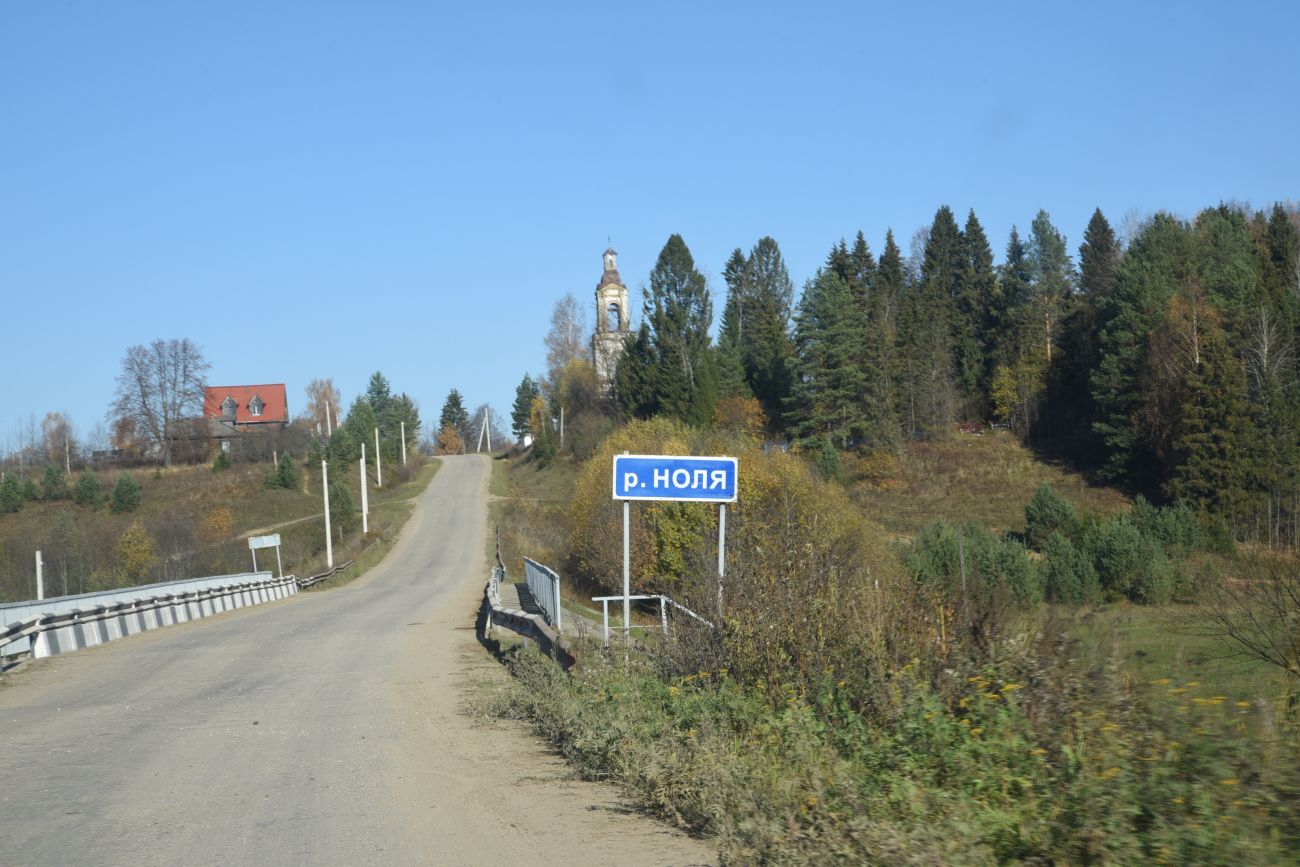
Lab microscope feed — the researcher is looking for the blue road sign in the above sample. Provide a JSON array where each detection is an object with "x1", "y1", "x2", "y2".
[{"x1": 612, "y1": 454, "x2": 738, "y2": 503}]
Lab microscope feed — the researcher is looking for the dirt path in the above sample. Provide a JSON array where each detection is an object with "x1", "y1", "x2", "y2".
[{"x1": 0, "y1": 454, "x2": 713, "y2": 866}]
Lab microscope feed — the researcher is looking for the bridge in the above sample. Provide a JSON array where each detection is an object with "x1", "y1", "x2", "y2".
[{"x1": 0, "y1": 455, "x2": 711, "y2": 865}]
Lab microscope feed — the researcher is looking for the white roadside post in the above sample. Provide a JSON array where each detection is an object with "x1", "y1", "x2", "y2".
[
  {"x1": 322, "y1": 460, "x2": 333, "y2": 569},
  {"x1": 718, "y1": 502, "x2": 726, "y2": 609},
  {"x1": 400, "y1": 421, "x2": 407, "y2": 465},
  {"x1": 360, "y1": 442, "x2": 369, "y2": 535},
  {"x1": 374, "y1": 427, "x2": 382, "y2": 487},
  {"x1": 35, "y1": 549, "x2": 44, "y2": 600},
  {"x1": 325, "y1": 401, "x2": 333, "y2": 437},
  {"x1": 623, "y1": 498, "x2": 631, "y2": 638}
]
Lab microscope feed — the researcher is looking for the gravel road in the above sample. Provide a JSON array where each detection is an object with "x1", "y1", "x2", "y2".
[{"x1": 0, "y1": 454, "x2": 712, "y2": 866}]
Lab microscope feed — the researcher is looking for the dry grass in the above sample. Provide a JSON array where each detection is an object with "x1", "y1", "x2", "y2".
[
  {"x1": 0, "y1": 455, "x2": 436, "y2": 601},
  {"x1": 850, "y1": 430, "x2": 1129, "y2": 539}
]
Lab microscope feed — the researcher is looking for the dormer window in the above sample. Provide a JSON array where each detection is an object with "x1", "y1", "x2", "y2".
[
  {"x1": 248, "y1": 396, "x2": 264, "y2": 417},
  {"x1": 221, "y1": 396, "x2": 237, "y2": 419}
]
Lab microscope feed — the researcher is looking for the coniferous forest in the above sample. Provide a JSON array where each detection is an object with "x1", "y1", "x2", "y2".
[{"x1": 613, "y1": 203, "x2": 1300, "y2": 550}]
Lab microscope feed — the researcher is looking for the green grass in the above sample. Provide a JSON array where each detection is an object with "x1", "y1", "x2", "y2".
[{"x1": 1066, "y1": 602, "x2": 1286, "y2": 704}]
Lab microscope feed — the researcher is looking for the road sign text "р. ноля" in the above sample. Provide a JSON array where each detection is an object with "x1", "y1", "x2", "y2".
[{"x1": 612, "y1": 454, "x2": 737, "y2": 503}]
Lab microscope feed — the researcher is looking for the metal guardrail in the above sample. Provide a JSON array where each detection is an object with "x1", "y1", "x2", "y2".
[
  {"x1": 481, "y1": 533, "x2": 574, "y2": 669},
  {"x1": 297, "y1": 560, "x2": 355, "y2": 589},
  {"x1": 522, "y1": 557, "x2": 562, "y2": 633},
  {"x1": 591, "y1": 592, "x2": 714, "y2": 645},
  {"x1": 0, "y1": 574, "x2": 299, "y2": 662}
]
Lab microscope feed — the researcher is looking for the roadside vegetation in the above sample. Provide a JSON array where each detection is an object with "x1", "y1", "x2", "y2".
[
  {"x1": 485, "y1": 419, "x2": 1299, "y2": 864},
  {"x1": 0, "y1": 370, "x2": 432, "y2": 602},
  {"x1": 482, "y1": 206, "x2": 1300, "y2": 861}
]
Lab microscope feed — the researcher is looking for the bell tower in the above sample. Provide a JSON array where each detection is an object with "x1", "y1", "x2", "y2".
[{"x1": 592, "y1": 247, "x2": 630, "y2": 388}]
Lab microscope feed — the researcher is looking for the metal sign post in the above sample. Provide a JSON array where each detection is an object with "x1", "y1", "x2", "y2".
[
  {"x1": 611, "y1": 453, "x2": 738, "y2": 632},
  {"x1": 249, "y1": 534, "x2": 283, "y2": 578}
]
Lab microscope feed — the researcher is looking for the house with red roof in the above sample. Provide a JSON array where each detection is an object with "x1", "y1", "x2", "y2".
[{"x1": 203, "y1": 384, "x2": 289, "y2": 454}]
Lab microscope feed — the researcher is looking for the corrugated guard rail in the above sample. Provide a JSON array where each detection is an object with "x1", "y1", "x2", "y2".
[
  {"x1": 0, "y1": 574, "x2": 299, "y2": 661},
  {"x1": 297, "y1": 560, "x2": 355, "y2": 589},
  {"x1": 482, "y1": 531, "x2": 574, "y2": 669}
]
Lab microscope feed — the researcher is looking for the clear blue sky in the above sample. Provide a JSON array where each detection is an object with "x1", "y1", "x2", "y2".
[{"x1": 2, "y1": 1, "x2": 1296, "y2": 449}]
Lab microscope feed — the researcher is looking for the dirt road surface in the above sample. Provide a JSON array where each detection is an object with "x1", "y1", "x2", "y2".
[{"x1": 0, "y1": 455, "x2": 713, "y2": 866}]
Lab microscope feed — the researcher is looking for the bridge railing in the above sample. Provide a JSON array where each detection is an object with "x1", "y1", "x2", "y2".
[
  {"x1": 0, "y1": 572, "x2": 299, "y2": 662},
  {"x1": 522, "y1": 558, "x2": 562, "y2": 633}
]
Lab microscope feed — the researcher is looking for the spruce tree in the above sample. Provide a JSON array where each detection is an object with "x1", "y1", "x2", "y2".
[
  {"x1": 956, "y1": 210, "x2": 997, "y2": 414},
  {"x1": 1165, "y1": 315, "x2": 1250, "y2": 523},
  {"x1": 1040, "y1": 208, "x2": 1117, "y2": 454},
  {"x1": 787, "y1": 269, "x2": 867, "y2": 448},
  {"x1": 41, "y1": 463, "x2": 68, "y2": 500},
  {"x1": 110, "y1": 474, "x2": 142, "y2": 513},
  {"x1": 438, "y1": 389, "x2": 470, "y2": 444},
  {"x1": 742, "y1": 237, "x2": 795, "y2": 429},
  {"x1": 0, "y1": 473, "x2": 22, "y2": 514},
  {"x1": 511, "y1": 374, "x2": 540, "y2": 441},
  {"x1": 73, "y1": 470, "x2": 102, "y2": 507},
  {"x1": 1092, "y1": 213, "x2": 1195, "y2": 486},
  {"x1": 896, "y1": 207, "x2": 961, "y2": 435},
  {"x1": 643, "y1": 234, "x2": 717, "y2": 426},
  {"x1": 613, "y1": 324, "x2": 657, "y2": 420}
]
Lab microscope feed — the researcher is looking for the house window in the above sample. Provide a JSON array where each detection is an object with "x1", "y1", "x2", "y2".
[
  {"x1": 220, "y1": 440, "x2": 231, "y2": 454},
  {"x1": 249, "y1": 396, "x2": 264, "y2": 417},
  {"x1": 221, "y1": 396, "x2": 237, "y2": 419}
]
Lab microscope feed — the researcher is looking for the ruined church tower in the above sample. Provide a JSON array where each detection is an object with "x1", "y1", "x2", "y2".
[{"x1": 591, "y1": 247, "x2": 630, "y2": 388}]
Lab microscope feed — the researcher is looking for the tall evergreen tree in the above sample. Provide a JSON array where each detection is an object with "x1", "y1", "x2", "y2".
[
  {"x1": 1165, "y1": 309, "x2": 1250, "y2": 522},
  {"x1": 955, "y1": 210, "x2": 997, "y2": 414},
  {"x1": 1039, "y1": 208, "x2": 1118, "y2": 453},
  {"x1": 511, "y1": 374, "x2": 539, "y2": 441},
  {"x1": 1026, "y1": 210, "x2": 1075, "y2": 367},
  {"x1": 787, "y1": 270, "x2": 866, "y2": 448},
  {"x1": 614, "y1": 323, "x2": 658, "y2": 420},
  {"x1": 642, "y1": 234, "x2": 718, "y2": 426},
  {"x1": 439, "y1": 389, "x2": 470, "y2": 444},
  {"x1": 1092, "y1": 213, "x2": 1195, "y2": 486},
  {"x1": 896, "y1": 207, "x2": 961, "y2": 435},
  {"x1": 861, "y1": 232, "x2": 901, "y2": 450}
]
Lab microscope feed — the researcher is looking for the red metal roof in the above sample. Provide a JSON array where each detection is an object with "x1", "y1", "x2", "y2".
[{"x1": 203, "y1": 384, "x2": 288, "y2": 425}]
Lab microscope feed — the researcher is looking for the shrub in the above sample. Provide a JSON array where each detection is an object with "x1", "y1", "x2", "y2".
[
  {"x1": 813, "y1": 435, "x2": 843, "y2": 482},
  {"x1": 41, "y1": 463, "x2": 68, "y2": 500},
  {"x1": 0, "y1": 473, "x2": 23, "y2": 514},
  {"x1": 264, "y1": 453, "x2": 300, "y2": 490},
  {"x1": 1024, "y1": 483, "x2": 1079, "y2": 550},
  {"x1": 211, "y1": 451, "x2": 232, "y2": 472},
  {"x1": 1040, "y1": 530, "x2": 1100, "y2": 603},
  {"x1": 1129, "y1": 496, "x2": 1206, "y2": 556},
  {"x1": 109, "y1": 474, "x2": 142, "y2": 513},
  {"x1": 328, "y1": 478, "x2": 355, "y2": 537},
  {"x1": 20, "y1": 478, "x2": 39, "y2": 501},
  {"x1": 72, "y1": 470, "x2": 102, "y2": 507},
  {"x1": 1091, "y1": 519, "x2": 1174, "y2": 604},
  {"x1": 115, "y1": 519, "x2": 157, "y2": 582},
  {"x1": 905, "y1": 522, "x2": 1042, "y2": 607}
]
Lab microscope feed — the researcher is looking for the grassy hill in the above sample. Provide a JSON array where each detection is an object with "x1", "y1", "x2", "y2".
[
  {"x1": 848, "y1": 429, "x2": 1129, "y2": 538},
  {"x1": 0, "y1": 456, "x2": 435, "y2": 603}
]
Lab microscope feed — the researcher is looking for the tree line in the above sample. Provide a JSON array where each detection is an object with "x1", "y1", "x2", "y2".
[{"x1": 514, "y1": 202, "x2": 1300, "y2": 549}]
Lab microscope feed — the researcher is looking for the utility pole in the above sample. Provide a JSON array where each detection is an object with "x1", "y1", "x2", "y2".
[
  {"x1": 400, "y1": 421, "x2": 407, "y2": 465},
  {"x1": 559, "y1": 406, "x2": 564, "y2": 452},
  {"x1": 322, "y1": 460, "x2": 333, "y2": 569},
  {"x1": 35, "y1": 549, "x2": 44, "y2": 600},
  {"x1": 360, "y1": 442, "x2": 369, "y2": 535},
  {"x1": 374, "y1": 428, "x2": 382, "y2": 487},
  {"x1": 64, "y1": 437, "x2": 70, "y2": 475},
  {"x1": 325, "y1": 401, "x2": 333, "y2": 437}
]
